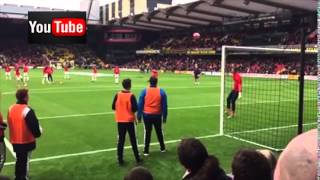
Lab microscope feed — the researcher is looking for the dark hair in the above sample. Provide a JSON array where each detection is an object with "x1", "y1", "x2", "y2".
[
  {"x1": 257, "y1": 149, "x2": 277, "y2": 175},
  {"x1": 232, "y1": 149, "x2": 272, "y2": 180},
  {"x1": 190, "y1": 155, "x2": 231, "y2": 180},
  {"x1": 178, "y1": 138, "x2": 208, "y2": 173},
  {"x1": 149, "y1": 77, "x2": 158, "y2": 87},
  {"x1": 122, "y1": 79, "x2": 131, "y2": 90},
  {"x1": 124, "y1": 166, "x2": 153, "y2": 180},
  {"x1": 16, "y1": 89, "x2": 29, "y2": 103}
]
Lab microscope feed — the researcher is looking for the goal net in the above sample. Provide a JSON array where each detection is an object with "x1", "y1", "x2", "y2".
[{"x1": 219, "y1": 46, "x2": 317, "y2": 151}]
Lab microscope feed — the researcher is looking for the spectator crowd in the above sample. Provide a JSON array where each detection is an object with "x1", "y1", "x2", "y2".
[
  {"x1": 0, "y1": 40, "x2": 102, "y2": 68},
  {"x1": 121, "y1": 55, "x2": 317, "y2": 75},
  {"x1": 147, "y1": 28, "x2": 317, "y2": 50}
]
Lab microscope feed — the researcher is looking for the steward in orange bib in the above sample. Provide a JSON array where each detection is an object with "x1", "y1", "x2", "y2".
[
  {"x1": 7, "y1": 89, "x2": 42, "y2": 180},
  {"x1": 112, "y1": 79, "x2": 142, "y2": 165},
  {"x1": 138, "y1": 77, "x2": 168, "y2": 156}
]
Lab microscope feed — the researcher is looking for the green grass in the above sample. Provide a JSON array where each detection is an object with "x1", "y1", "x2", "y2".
[{"x1": 0, "y1": 69, "x2": 316, "y2": 179}]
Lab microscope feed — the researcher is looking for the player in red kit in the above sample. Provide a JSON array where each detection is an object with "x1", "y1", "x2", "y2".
[
  {"x1": 47, "y1": 65, "x2": 54, "y2": 83},
  {"x1": 4, "y1": 65, "x2": 11, "y2": 80},
  {"x1": 226, "y1": 67, "x2": 242, "y2": 118},
  {"x1": 23, "y1": 64, "x2": 29, "y2": 85},
  {"x1": 15, "y1": 67, "x2": 21, "y2": 81},
  {"x1": 151, "y1": 69, "x2": 158, "y2": 78},
  {"x1": 14, "y1": 66, "x2": 23, "y2": 87},
  {"x1": 42, "y1": 66, "x2": 49, "y2": 84},
  {"x1": 114, "y1": 66, "x2": 120, "y2": 84},
  {"x1": 92, "y1": 65, "x2": 97, "y2": 81},
  {"x1": 64, "y1": 64, "x2": 70, "y2": 79}
]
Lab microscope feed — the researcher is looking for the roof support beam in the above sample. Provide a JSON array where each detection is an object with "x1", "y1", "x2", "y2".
[
  {"x1": 250, "y1": 0, "x2": 313, "y2": 12},
  {"x1": 187, "y1": 9, "x2": 234, "y2": 18},
  {"x1": 130, "y1": 21, "x2": 176, "y2": 30},
  {"x1": 167, "y1": 13, "x2": 219, "y2": 24},
  {"x1": 122, "y1": 24, "x2": 161, "y2": 31},
  {"x1": 136, "y1": 19, "x2": 186, "y2": 28},
  {"x1": 150, "y1": 16, "x2": 204, "y2": 26}
]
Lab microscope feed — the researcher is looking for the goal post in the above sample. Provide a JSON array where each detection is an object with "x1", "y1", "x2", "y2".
[{"x1": 219, "y1": 45, "x2": 317, "y2": 151}]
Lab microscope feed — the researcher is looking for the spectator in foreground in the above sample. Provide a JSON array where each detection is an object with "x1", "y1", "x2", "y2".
[
  {"x1": 177, "y1": 138, "x2": 231, "y2": 180},
  {"x1": 257, "y1": 149, "x2": 277, "y2": 176},
  {"x1": 124, "y1": 166, "x2": 153, "y2": 180},
  {"x1": 274, "y1": 129, "x2": 317, "y2": 180},
  {"x1": 232, "y1": 149, "x2": 272, "y2": 180}
]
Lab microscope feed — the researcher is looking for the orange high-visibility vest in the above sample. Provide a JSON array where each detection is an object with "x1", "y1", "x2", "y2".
[
  {"x1": 8, "y1": 104, "x2": 35, "y2": 144},
  {"x1": 115, "y1": 92, "x2": 135, "y2": 122},
  {"x1": 144, "y1": 87, "x2": 162, "y2": 114}
]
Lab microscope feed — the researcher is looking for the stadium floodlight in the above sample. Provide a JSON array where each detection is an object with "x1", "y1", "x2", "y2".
[{"x1": 219, "y1": 45, "x2": 316, "y2": 151}]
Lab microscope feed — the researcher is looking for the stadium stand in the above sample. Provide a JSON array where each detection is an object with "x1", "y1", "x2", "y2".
[{"x1": 0, "y1": 40, "x2": 103, "y2": 68}]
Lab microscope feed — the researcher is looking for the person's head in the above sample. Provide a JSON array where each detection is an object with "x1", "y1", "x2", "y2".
[
  {"x1": 232, "y1": 67, "x2": 239, "y2": 73},
  {"x1": 177, "y1": 138, "x2": 208, "y2": 173},
  {"x1": 149, "y1": 77, "x2": 158, "y2": 87},
  {"x1": 122, "y1": 78, "x2": 131, "y2": 90},
  {"x1": 16, "y1": 89, "x2": 29, "y2": 104},
  {"x1": 190, "y1": 155, "x2": 231, "y2": 180},
  {"x1": 232, "y1": 149, "x2": 272, "y2": 180},
  {"x1": 257, "y1": 149, "x2": 277, "y2": 175},
  {"x1": 124, "y1": 166, "x2": 153, "y2": 180},
  {"x1": 274, "y1": 129, "x2": 317, "y2": 180}
]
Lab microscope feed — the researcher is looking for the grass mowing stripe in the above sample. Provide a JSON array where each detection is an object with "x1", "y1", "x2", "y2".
[
  {"x1": 3, "y1": 121, "x2": 315, "y2": 166},
  {"x1": 1, "y1": 85, "x2": 221, "y2": 95},
  {"x1": 37, "y1": 98, "x2": 316, "y2": 120},
  {"x1": 3, "y1": 134, "x2": 222, "y2": 166},
  {"x1": 228, "y1": 122, "x2": 317, "y2": 135},
  {"x1": 2, "y1": 83, "x2": 257, "y2": 95}
]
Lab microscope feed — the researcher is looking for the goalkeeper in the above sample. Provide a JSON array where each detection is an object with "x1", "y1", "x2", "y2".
[{"x1": 226, "y1": 67, "x2": 242, "y2": 118}]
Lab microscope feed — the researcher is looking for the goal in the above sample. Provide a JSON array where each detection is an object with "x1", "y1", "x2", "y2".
[{"x1": 219, "y1": 45, "x2": 317, "y2": 151}]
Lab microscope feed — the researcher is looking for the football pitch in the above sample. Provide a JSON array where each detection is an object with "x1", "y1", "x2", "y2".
[{"x1": 0, "y1": 69, "x2": 317, "y2": 180}]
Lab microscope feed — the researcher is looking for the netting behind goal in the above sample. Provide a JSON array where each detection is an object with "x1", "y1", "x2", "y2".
[{"x1": 220, "y1": 46, "x2": 317, "y2": 151}]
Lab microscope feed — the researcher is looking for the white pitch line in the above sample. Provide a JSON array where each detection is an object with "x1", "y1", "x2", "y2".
[
  {"x1": 36, "y1": 98, "x2": 316, "y2": 120},
  {"x1": 3, "y1": 121, "x2": 316, "y2": 166},
  {"x1": 39, "y1": 112, "x2": 114, "y2": 120},
  {"x1": 4, "y1": 137, "x2": 16, "y2": 159},
  {"x1": 1, "y1": 85, "x2": 220, "y2": 95},
  {"x1": 228, "y1": 122, "x2": 317, "y2": 135},
  {"x1": 224, "y1": 134, "x2": 282, "y2": 152},
  {"x1": 3, "y1": 134, "x2": 222, "y2": 166}
]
